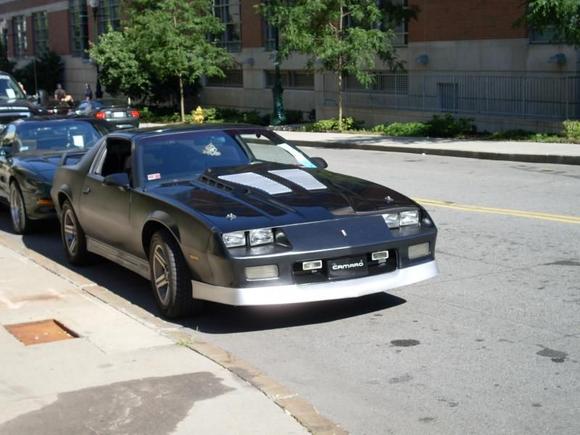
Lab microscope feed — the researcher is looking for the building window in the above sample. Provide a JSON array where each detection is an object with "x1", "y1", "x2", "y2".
[
  {"x1": 12, "y1": 16, "x2": 27, "y2": 58},
  {"x1": 265, "y1": 70, "x2": 314, "y2": 90},
  {"x1": 32, "y1": 12, "x2": 48, "y2": 56},
  {"x1": 97, "y1": 0, "x2": 121, "y2": 34},
  {"x1": 206, "y1": 69, "x2": 243, "y2": 87},
  {"x1": 70, "y1": 0, "x2": 89, "y2": 58},
  {"x1": 380, "y1": 0, "x2": 408, "y2": 46},
  {"x1": 345, "y1": 72, "x2": 408, "y2": 95},
  {"x1": 214, "y1": 0, "x2": 241, "y2": 52},
  {"x1": 529, "y1": 26, "x2": 561, "y2": 44},
  {"x1": 263, "y1": 20, "x2": 277, "y2": 51}
]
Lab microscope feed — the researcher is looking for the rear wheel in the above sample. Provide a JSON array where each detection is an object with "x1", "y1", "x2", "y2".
[
  {"x1": 149, "y1": 230, "x2": 200, "y2": 318},
  {"x1": 9, "y1": 182, "x2": 31, "y2": 234},
  {"x1": 61, "y1": 201, "x2": 89, "y2": 265}
]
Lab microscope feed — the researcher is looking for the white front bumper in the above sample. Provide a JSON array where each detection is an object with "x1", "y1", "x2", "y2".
[{"x1": 192, "y1": 260, "x2": 438, "y2": 306}]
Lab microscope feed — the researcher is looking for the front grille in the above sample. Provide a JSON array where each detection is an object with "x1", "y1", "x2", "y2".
[{"x1": 292, "y1": 250, "x2": 397, "y2": 284}]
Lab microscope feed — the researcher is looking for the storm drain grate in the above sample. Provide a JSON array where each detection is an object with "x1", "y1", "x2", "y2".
[{"x1": 4, "y1": 319, "x2": 79, "y2": 346}]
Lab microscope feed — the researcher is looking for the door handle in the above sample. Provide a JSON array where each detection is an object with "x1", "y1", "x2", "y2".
[{"x1": 82, "y1": 186, "x2": 91, "y2": 194}]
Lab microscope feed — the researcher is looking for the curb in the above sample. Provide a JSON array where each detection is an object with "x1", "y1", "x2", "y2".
[
  {"x1": 0, "y1": 232, "x2": 347, "y2": 435},
  {"x1": 289, "y1": 140, "x2": 580, "y2": 166}
]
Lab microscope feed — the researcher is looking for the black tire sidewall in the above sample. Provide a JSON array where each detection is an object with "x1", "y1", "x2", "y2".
[
  {"x1": 61, "y1": 201, "x2": 88, "y2": 264},
  {"x1": 9, "y1": 182, "x2": 29, "y2": 234},
  {"x1": 149, "y1": 230, "x2": 196, "y2": 318}
]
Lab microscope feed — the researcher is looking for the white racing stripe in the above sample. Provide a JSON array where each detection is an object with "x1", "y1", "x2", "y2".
[
  {"x1": 269, "y1": 168, "x2": 327, "y2": 191},
  {"x1": 219, "y1": 172, "x2": 292, "y2": 195}
]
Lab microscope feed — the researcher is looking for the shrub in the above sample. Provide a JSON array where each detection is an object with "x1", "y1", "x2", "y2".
[
  {"x1": 307, "y1": 117, "x2": 363, "y2": 132},
  {"x1": 427, "y1": 114, "x2": 475, "y2": 137},
  {"x1": 373, "y1": 122, "x2": 430, "y2": 137},
  {"x1": 563, "y1": 120, "x2": 580, "y2": 140},
  {"x1": 284, "y1": 110, "x2": 305, "y2": 124}
]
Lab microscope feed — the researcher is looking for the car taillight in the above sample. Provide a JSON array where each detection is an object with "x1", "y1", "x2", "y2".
[
  {"x1": 95, "y1": 111, "x2": 106, "y2": 120},
  {"x1": 129, "y1": 110, "x2": 140, "y2": 118}
]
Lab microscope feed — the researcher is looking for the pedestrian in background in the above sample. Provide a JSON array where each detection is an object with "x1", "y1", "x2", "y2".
[
  {"x1": 84, "y1": 83, "x2": 93, "y2": 100},
  {"x1": 54, "y1": 83, "x2": 66, "y2": 101}
]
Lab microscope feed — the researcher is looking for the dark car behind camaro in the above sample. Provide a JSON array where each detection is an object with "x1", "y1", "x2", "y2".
[
  {"x1": 51, "y1": 125, "x2": 438, "y2": 318},
  {"x1": 0, "y1": 118, "x2": 112, "y2": 233}
]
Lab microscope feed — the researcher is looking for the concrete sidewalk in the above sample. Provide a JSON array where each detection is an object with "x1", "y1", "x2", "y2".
[
  {"x1": 0, "y1": 242, "x2": 316, "y2": 435},
  {"x1": 276, "y1": 131, "x2": 580, "y2": 165}
]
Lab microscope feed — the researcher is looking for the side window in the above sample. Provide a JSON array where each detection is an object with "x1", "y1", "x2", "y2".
[{"x1": 94, "y1": 138, "x2": 133, "y2": 179}]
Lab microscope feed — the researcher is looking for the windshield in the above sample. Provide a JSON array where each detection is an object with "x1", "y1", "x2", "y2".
[
  {"x1": 0, "y1": 76, "x2": 26, "y2": 100},
  {"x1": 15, "y1": 121, "x2": 105, "y2": 154},
  {"x1": 138, "y1": 129, "x2": 315, "y2": 183}
]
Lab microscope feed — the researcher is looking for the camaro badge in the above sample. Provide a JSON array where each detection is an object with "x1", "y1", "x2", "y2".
[
  {"x1": 226, "y1": 213, "x2": 237, "y2": 221},
  {"x1": 203, "y1": 143, "x2": 221, "y2": 156},
  {"x1": 341, "y1": 229, "x2": 347, "y2": 237}
]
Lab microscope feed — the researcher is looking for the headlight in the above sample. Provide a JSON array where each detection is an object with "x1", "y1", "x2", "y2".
[
  {"x1": 222, "y1": 228, "x2": 277, "y2": 248},
  {"x1": 249, "y1": 228, "x2": 274, "y2": 246},
  {"x1": 382, "y1": 209, "x2": 420, "y2": 229},
  {"x1": 222, "y1": 231, "x2": 246, "y2": 248}
]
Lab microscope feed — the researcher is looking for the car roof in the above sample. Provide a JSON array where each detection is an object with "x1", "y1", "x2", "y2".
[
  {"x1": 11, "y1": 116, "x2": 102, "y2": 125},
  {"x1": 108, "y1": 123, "x2": 269, "y2": 141}
]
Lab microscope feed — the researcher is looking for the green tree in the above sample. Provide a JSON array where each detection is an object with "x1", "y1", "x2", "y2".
[
  {"x1": 91, "y1": 0, "x2": 232, "y2": 121},
  {"x1": 525, "y1": 0, "x2": 580, "y2": 46},
  {"x1": 260, "y1": 0, "x2": 417, "y2": 130},
  {"x1": 0, "y1": 40, "x2": 15, "y2": 75},
  {"x1": 89, "y1": 30, "x2": 151, "y2": 100}
]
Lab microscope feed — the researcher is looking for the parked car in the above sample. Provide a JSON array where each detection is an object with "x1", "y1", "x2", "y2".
[
  {"x1": 0, "y1": 118, "x2": 113, "y2": 233},
  {"x1": 51, "y1": 125, "x2": 438, "y2": 318},
  {"x1": 73, "y1": 99, "x2": 140, "y2": 129},
  {"x1": 0, "y1": 71, "x2": 49, "y2": 128}
]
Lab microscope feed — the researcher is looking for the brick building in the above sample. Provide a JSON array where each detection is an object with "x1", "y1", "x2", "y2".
[{"x1": 1, "y1": 0, "x2": 578, "y2": 131}]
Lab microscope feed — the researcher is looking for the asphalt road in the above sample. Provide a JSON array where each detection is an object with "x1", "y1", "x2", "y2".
[{"x1": 1, "y1": 149, "x2": 579, "y2": 435}]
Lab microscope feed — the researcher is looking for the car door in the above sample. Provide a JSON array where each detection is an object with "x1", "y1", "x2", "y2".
[
  {"x1": 0, "y1": 124, "x2": 17, "y2": 201},
  {"x1": 78, "y1": 136, "x2": 133, "y2": 251}
]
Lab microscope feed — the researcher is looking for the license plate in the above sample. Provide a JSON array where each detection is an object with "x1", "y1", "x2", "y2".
[
  {"x1": 112, "y1": 111, "x2": 126, "y2": 118},
  {"x1": 327, "y1": 256, "x2": 368, "y2": 280}
]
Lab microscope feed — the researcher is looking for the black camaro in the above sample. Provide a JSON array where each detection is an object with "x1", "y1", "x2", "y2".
[
  {"x1": 51, "y1": 125, "x2": 438, "y2": 318},
  {"x1": 0, "y1": 118, "x2": 112, "y2": 233}
]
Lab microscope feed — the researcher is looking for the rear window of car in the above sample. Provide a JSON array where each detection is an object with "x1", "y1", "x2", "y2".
[{"x1": 15, "y1": 121, "x2": 103, "y2": 153}]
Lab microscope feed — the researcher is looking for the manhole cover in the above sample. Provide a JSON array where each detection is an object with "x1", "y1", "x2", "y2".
[{"x1": 4, "y1": 319, "x2": 78, "y2": 346}]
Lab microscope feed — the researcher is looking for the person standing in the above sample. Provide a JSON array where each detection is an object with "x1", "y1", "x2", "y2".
[
  {"x1": 54, "y1": 83, "x2": 66, "y2": 101},
  {"x1": 84, "y1": 83, "x2": 93, "y2": 100}
]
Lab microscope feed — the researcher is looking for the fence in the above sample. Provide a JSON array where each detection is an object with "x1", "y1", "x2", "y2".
[{"x1": 323, "y1": 72, "x2": 580, "y2": 120}]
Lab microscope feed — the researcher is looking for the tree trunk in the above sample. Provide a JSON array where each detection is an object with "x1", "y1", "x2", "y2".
[{"x1": 179, "y1": 74, "x2": 185, "y2": 123}]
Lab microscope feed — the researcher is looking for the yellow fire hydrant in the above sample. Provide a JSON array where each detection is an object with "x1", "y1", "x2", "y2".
[{"x1": 192, "y1": 106, "x2": 205, "y2": 124}]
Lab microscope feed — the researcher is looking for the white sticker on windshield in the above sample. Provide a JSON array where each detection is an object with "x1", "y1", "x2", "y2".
[
  {"x1": 72, "y1": 135, "x2": 84, "y2": 148},
  {"x1": 5, "y1": 89, "x2": 15, "y2": 99},
  {"x1": 219, "y1": 172, "x2": 292, "y2": 195},
  {"x1": 147, "y1": 173, "x2": 161, "y2": 181},
  {"x1": 269, "y1": 169, "x2": 327, "y2": 190},
  {"x1": 277, "y1": 143, "x2": 316, "y2": 168}
]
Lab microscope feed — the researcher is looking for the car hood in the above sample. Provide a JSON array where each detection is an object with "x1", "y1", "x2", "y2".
[
  {"x1": 14, "y1": 153, "x2": 68, "y2": 182},
  {"x1": 148, "y1": 162, "x2": 418, "y2": 231},
  {"x1": 0, "y1": 99, "x2": 46, "y2": 119}
]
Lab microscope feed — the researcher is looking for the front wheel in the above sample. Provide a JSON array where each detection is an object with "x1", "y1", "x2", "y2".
[
  {"x1": 61, "y1": 201, "x2": 89, "y2": 265},
  {"x1": 149, "y1": 230, "x2": 200, "y2": 318},
  {"x1": 9, "y1": 182, "x2": 31, "y2": 234}
]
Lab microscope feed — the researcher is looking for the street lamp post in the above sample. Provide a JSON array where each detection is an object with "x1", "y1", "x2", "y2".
[
  {"x1": 87, "y1": 0, "x2": 103, "y2": 98},
  {"x1": 271, "y1": 28, "x2": 286, "y2": 126}
]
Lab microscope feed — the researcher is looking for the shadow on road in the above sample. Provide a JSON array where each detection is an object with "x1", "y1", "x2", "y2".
[{"x1": 1, "y1": 213, "x2": 406, "y2": 333}]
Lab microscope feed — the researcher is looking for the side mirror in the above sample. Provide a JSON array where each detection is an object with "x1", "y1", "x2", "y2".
[
  {"x1": 103, "y1": 172, "x2": 131, "y2": 189},
  {"x1": 0, "y1": 147, "x2": 11, "y2": 158},
  {"x1": 310, "y1": 157, "x2": 328, "y2": 169}
]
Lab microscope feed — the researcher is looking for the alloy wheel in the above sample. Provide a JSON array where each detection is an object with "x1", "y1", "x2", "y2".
[
  {"x1": 152, "y1": 244, "x2": 170, "y2": 305},
  {"x1": 63, "y1": 208, "x2": 78, "y2": 256},
  {"x1": 10, "y1": 186, "x2": 25, "y2": 232}
]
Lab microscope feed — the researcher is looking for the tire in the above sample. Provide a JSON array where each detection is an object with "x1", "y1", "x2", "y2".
[
  {"x1": 9, "y1": 182, "x2": 31, "y2": 234},
  {"x1": 61, "y1": 200, "x2": 89, "y2": 265},
  {"x1": 149, "y1": 230, "x2": 200, "y2": 318}
]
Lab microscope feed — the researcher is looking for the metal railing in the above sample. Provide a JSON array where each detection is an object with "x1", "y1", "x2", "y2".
[{"x1": 323, "y1": 72, "x2": 580, "y2": 120}]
